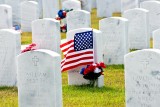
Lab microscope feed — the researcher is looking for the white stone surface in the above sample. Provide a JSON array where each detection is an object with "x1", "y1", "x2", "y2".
[
  {"x1": 0, "y1": 29, "x2": 21, "y2": 86},
  {"x1": 125, "y1": 49, "x2": 160, "y2": 107},
  {"x1": 99, "y1": 17, "x2": 129, "y2": 65},
  {"x1": 153, "y1": 29, "x2": 160, "y2": 49},
  {"x1": 0, "y1": 0, "x2": 4, "y2": 4},
  {"x1": 17, "y1": 49, "x2": 62, "y2": 107},
  {"x1": 0, "y1": 5, "x2": 12, "y2": 29},
  {"x1": 121, "y1": 0, "x2": 139, "y2": 12},
  {"x1": 81, "y1": 0, "x2": 92, "y2": 12},
  {"x1": 5, "y1": 0, "x2": 21, "y2": 26},
  {"x1": 62, "y1": 0, "x2": 81, "y2": 10},
  {"x1": 20, "y1": 1, "x2": 39, "y2": 32},
  {"x1": 97, "y1": 0, "x2": 121, "y2": 17},
  {"x1": 140, "y1": 1, "x2": 160, "y2": 37},
  {"x1": 123, "y1": 8, "x2": 149, "y2": 49},
  {"x1": 32, "y1": 18, "x2": 61, "y2": 54},
  {"x1": 67, "y1": 10, "x2": 91, "y2": 31},
  {"x1": 42, "y1": 0, "x2": 59, "y2": 18},
  {"x1": 67, "y1": 28, "x2": 104, "y2": 86},
  {"x1": 92, "y1": 0, "x2": 97, "y2": 8}
]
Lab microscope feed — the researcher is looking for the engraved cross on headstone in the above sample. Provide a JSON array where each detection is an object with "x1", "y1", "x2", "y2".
[
  {"x1": 141, "y1": 60, "x2": 149, "y2": 69},
  {"x1": 32, "y1": 56, "x2": 39, "y2": 66}
]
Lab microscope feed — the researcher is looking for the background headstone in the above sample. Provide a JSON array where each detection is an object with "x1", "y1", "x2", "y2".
[
  {"x1": 20, "y1": 1, "x2": 39, "y2": 32},
  {"x1": 92, "y1": 0, "x2": 97, "y2": 8},
  {"x1": 32, "y1": 18, "x2": 61, "y2": 54},
  {"x1": 121, "y1": 0, "x2": 139, "y2": 12},
  {"x1": 97, "y1": 0, "x2": 121, "y2": 17},
  {"x1": 67, "y1": 10, "x2": 91, "y2": 31},
  {"x1": 67, "y1": 28, "x2": 104, "y2": 87},
  {"x1": 17, "y1": 49, "x2": 62, "y2": 107},
  {"x1": 153, "y1": 29, "x2": 160, "y2": 49},
  {"x1": 5, "y1": 0, "x2": 21, "y2": 26},
  {"x1": 125, "y1": 49, "x2": 160, "y2": 107},
  {"x1": 140, "y1": 1, "x2": 160, "y2": 37},
  {"x1": 0, "y1": 5, "x2": 12, "y2": 29},
  {"x1": 62, "y1": 0, "x2": 81, "y2": 10},
  {"x1": 42, "y1": 0, "x2": 59, "y2": 18},
  {"x1": 0, "y1": 29, "x2": 21, "y2": 86},
  {"x1": 99, "y1": 17, "x2": 129, "y2": 65},
  {"x1": 123, "y1": 8, "x2": 149, "y2": 49},
  {"x1": 81, "y1": 0, "x2": 92, "y2": 12}
]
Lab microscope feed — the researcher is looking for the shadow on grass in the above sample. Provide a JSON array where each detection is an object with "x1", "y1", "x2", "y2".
[{"x1": 0, "y1": 86, "x2": 17, "y2": 92}]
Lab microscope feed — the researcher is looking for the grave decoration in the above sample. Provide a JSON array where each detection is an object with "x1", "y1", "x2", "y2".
[
  {"x1": 55, "y1": 9, "x2": 73, "y2": 32},
  {"x1": 21, "y1": 43, "x2": 36, "y2": 53},
  {"x1": 80, "y1": 62, "x2": 106, "y2": 86}
]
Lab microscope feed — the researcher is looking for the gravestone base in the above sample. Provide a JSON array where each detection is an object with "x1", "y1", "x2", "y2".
[{"x1": 68, "y1": 70, "x2": 104, "y2": 87}]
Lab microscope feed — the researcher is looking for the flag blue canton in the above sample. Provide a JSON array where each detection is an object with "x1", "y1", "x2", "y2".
[{"x1": 74, "y1": 31, "x2": 93, "y2": 51}]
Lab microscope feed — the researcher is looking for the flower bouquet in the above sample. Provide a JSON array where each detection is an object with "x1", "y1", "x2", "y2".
[
  {"x1": 80, "y1": 62, "x2": 106, "y2": 86},
  {"x1": 55, "y1": 9, "x2": 73, "y2": 33}
]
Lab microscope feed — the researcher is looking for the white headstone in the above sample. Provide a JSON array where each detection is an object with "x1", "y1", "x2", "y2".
[
  {"x1": 20, "y1": 1, "x2": 39, "y2": 32},
  {"x1": 99, "y1": 17, "x2": 129, "y2": 65},
  {"x1": 140, "y1": 1, "x2": 160, "y2": 37},
  {"x1": 0, "y1": 0, "x2": 4, "y2": 4},
  {"x1": 153, "y1": 29, "x2": 160, "y2": 49},
  {"x1": 67, "y1": 28, "x2": 104, "y2": 87},
  {"x1": 5, "y1": 0, "x2": 21, "y2": 26},
  {"x1": 0, "y1": 29, "x2": 21, "y2": 86},
  {"x1": 97, "y1": 0, "x2": 121, "y2": 17},
  {"x1": 125, "y1": 49, "x2": 160, "y2": 107},
  {"x1": 123, "y1": 8, "x2": 149, "y2": 49},
  {"x1": 80, "y1": 0, "x2": 92, "y2": 12},
  {"x1": 62, "y1": 0, "x2": 81, "y2": 10},
  {"x1": 67, "y1": 10, "x2": 91, "y2": 31},
  {"x1": 32, "y1": 18, "x2": 61, "y2": 54},
  {"x1": 17, "y1": 49, "x2": 62, "y2": 107},
  {"x1": 0, "y1": 5, "x2": 12, "y2": 29},
  {"x1": 92, "y1": 0, "x2": 97, "y2": 8},
  {"x1": 42, "y1": 0, "x2": 59, "y2": 18},
  {"x1": 121, "y1": 0, "x2": 139, "y2": 12}
]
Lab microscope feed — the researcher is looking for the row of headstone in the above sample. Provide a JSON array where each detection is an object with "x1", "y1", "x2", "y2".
[
  {"x1": 0, "y1": 19, "x2": 62, "y2": 106},
  {"x1": 61, "y1": 0, "x2": 95, "y2": 11},
  {"x1": 97, "y1": 0, "x2": 160, "y2": 18},
  {"x1": 0, "y1": 0, "x2": 59, "y2": 31}
]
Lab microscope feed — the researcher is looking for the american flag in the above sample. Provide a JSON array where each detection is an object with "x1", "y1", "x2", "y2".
[{"x1": 60, "y1": 30, "x2": 94, "y2": 72}]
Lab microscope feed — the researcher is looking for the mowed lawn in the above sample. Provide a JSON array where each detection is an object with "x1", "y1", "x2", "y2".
[{"x1": 0, "y1": 9, "x2": 126, "y2": 107}]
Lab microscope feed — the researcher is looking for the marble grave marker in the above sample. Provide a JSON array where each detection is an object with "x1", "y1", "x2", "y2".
[
  {"x1": 125, "y1": 49, "x2": 160, "y2": 107},
  {"x1": 0, "y1": 29, "x2": 21, "y2": 86},
  {"x1": 99, "y1": 17, "x2": 129, "y2": 65},
  {"x1": 0, "y1": 5, "x2": 12, "y2": 29},
  {"x1": 17, "y1": 49, "x2": 62, "y2": 107},
  {"x1": 32, "y1": 18, "x2": 61, "y2": 54},
  {"x1": 66, "y1": 28, "x2": 104, "y2": 87},
  {"x1": 123, "y1": 8, "x2": 149, "y2": 49},
  {"x1": 67, "y1": 10, "x2": 91, "y2": 31},
  {"x1": 140, "y1": 1, "x2": 160, "y2": 37}
]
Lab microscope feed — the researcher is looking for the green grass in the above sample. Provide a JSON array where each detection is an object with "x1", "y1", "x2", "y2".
[{"x1": 0, "y1": 65, "x2": 125, "y2": 107}]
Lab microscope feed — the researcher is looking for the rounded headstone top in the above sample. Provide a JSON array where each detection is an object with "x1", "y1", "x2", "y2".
[
  {"x1": 123, "y1": 8, "x2": 149, "y2": 14},
  {"x1": 125, "y1": 49, "x2": 160, "y2": 59},
  {"x1": 0, "y1": 29, "x2": 20, "y2": 34},
  {"x1": 18, "y1": 49, "x2": 60, "y2": 58},
  {"x1": 0, "y1": 4, "x2": 12, "y2": 8}
]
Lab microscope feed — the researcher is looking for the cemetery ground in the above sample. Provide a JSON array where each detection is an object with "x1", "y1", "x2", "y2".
[{"x1": 1, "y1": 9, "x2": 148, "y2": 107}]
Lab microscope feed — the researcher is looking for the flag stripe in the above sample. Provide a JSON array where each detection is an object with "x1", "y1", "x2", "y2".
[
  {"x1": 60, "y1": 40, "x2": 73, "y2": 48},
  {"x1": 61, "y1": 56, "x2": 93, "y2": 68},
  {"x1": 62, "y1": 61, "x2": 93, "y2": 72}
]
